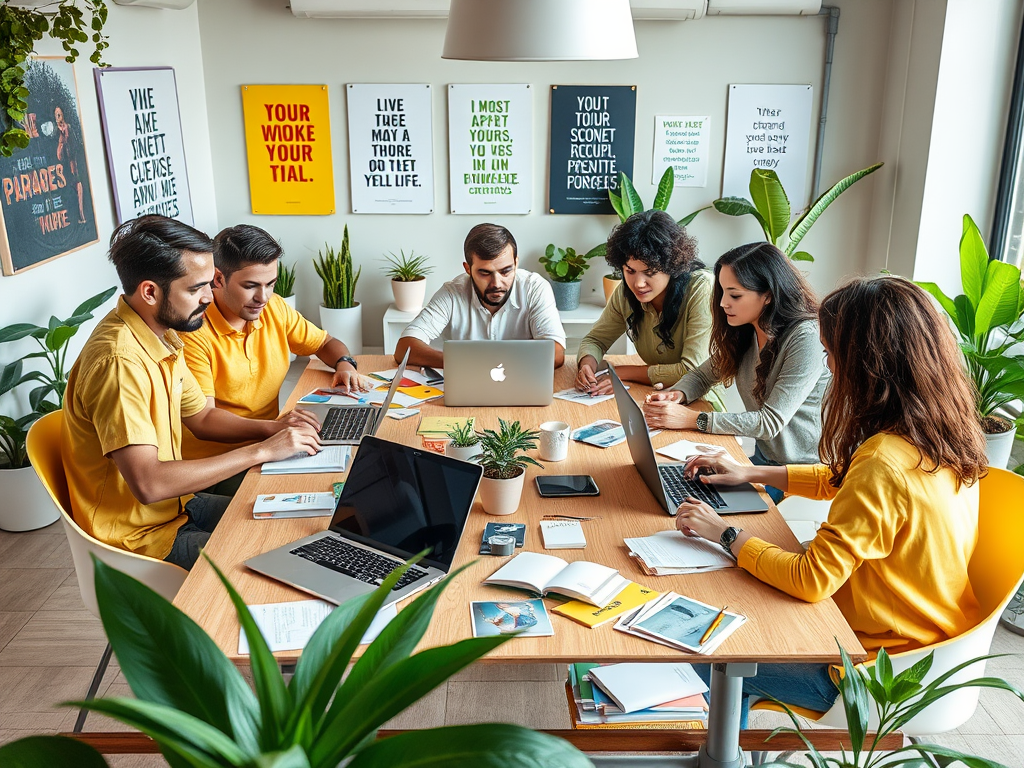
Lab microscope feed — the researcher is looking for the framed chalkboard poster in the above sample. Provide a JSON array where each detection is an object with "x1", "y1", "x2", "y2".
[
  {"x1": 0, "y1": 57, "x2": 98, "y2": 276},
  {"x1": 548, "y1": 85, "x2": 636, "y2": 215}
]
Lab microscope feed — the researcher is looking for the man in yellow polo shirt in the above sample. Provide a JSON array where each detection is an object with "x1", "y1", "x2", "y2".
[
  {"x1": 181, "y1": 224, "x2": 367, "y2": 480},
  {"x1": 62, "y1": 216, "x2": 321, "y2": 570}
]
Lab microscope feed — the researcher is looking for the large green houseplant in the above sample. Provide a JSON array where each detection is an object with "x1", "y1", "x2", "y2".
[
  {"x1": 314, "y1": 225, "x2": 363, "y2": 353},
  {"x1": 0, "y1": 554, "x2": 592, "y2": 768},
  {"x1": 477, "y1": 418, "x2": 541, "y2": 516},
  {"x1": 915, "y1": 214, "x2": 1024, "y2": 468}
]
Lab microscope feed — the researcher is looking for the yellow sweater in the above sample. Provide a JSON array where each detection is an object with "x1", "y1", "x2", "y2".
[{"x1": 738, "y1": 432, "x2": 982, "y2": 655}]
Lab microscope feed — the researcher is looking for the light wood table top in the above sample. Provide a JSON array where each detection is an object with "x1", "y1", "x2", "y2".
[{"x1": 173, "y1": 355, "x2": 864, "y2": 666}]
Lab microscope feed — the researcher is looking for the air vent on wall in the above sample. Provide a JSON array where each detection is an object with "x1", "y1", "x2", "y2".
[
  {"x1": 288, "y1": 0, "x2": 708, "y2": 21},
  {"x1": 706, "y1": 0, "x2": 821, "y2": 14},
  {"x1": 111, "y1": 0, "x2": 197, "y2": 8}
]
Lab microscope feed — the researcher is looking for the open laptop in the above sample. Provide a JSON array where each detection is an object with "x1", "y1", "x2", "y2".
[
  {"x1": 302, "y1": 350, "x2": 409, "y2": 445},
  {"x1": 245, "y1": 435, "x2": 483, "y2": 607},
  {"x1": 443, "y1": 339, "x2": 554, "y2": 406},
  {"x1": 608, "y1": 363, "x2": 769, "y2": 516}
]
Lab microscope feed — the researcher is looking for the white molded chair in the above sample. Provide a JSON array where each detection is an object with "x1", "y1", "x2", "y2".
[
  {"x1": 776, "y1": 495, "x2": 831, "y2": 549},
  {"x1": 26, "y1": 411, "x2": 188, "y2": 732}
]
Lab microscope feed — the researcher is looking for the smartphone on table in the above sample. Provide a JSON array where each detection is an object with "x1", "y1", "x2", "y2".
[{"x1": 535, "y1": 475, "x2": 600, "y2": 497}]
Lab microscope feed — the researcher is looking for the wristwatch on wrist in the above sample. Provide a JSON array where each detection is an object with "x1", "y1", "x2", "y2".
[
  {"x1": 333, "y1": 355, "x2": 357, "y2": 370},
  {"x1": 695, "y1": 412, "x2": 711, "y2": 433},
  {"x1": 719, "y1": 526, "x2": 742, "y2": 555}
]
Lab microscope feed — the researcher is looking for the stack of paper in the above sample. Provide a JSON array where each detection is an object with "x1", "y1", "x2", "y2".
[
  {"x1": 589, "y1": 663, "x2": 709, "y2": 713},
  {"x1": 568, "y1": 663, "x2": 708, "y2": 729},
  {"x1": 614, "y1": 592, "x2": 746, "y2": 654},
  {"x1": 624, "y1": 530, "x2": 736, "y2": 575},
  {"x1": 540, "y1": 519, "x2": 587, "y2": 549},
  {"x1": 416, "y1": 416, "x2": 475, "y2": 439},
  {"x1": 554, "y1": 388, "x2": 617, "y2": 406},
  {"x1": 252, "y1": 492, "x2": 336, "y2": 520},
  {"x1": 238, "y1": 600, "x2": 397, "y2": 654},
  {"x1": 261, "y1": 445, "x2": 351, "y2": 475},
  {"x1": 655, "y1": 438, "x2": 735, "y2": 463}
]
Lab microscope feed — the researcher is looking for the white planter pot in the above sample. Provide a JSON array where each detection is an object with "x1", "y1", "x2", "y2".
[
  {"x1": 445, "y1": 442, "x2": 481, "y2": 463},
  {"x1": 320, "y1": 303, "x2": 363, "y2": 355},
  {"x1": 392, "y1": 279, "x2": 427, "y2": 313},
  {"x1": 985, "y1": 425, "x2": 1017, "y2": 469},
  {"x1": 478, "y1": 471, "x2": 526, "y2": 516},
  {"x1": 281, "y1": 295, "x2": 297, "y2": 361},
  {"x1": 0, "y1": 464, "x2": 60, "y2": 532}
]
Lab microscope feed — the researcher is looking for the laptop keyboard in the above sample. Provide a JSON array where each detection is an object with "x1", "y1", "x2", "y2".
[
  {"x1": 320, "y1": 407, "x2": 373, "y2": 441},
  {"x1": 659, "y1": 464, "x2": 728, "y2": 509},
  {"x1": 290, "y1": 537, "x2": 430, "y2": 591}
]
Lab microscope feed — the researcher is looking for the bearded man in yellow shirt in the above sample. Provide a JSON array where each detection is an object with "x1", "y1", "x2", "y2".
[
  {"x1": 62, "y1": 216, "x2": 322, "y2": 570},
  {"x1": 181, "y1": 224, "x2": 368, "y2": 491}
]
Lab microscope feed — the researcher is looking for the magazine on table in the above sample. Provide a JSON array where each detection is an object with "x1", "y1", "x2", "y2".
[{"x1": 614, "y1": 592, "x2": 746, "y2": 654}]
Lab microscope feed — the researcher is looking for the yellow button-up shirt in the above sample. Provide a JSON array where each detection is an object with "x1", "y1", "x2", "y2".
[
  {"x1": 62, "y1": 297, "x2": 208, "y2": 559},
  {"x1": 180, "y1": 294, "x2": 328, "y2": 459}
]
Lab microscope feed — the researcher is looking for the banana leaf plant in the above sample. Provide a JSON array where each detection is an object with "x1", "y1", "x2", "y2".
[
  {"x1": 685, "y1": 163, "x2": 883, "y2": 263},
  {"x1": 762, "y1": 644, "x2": 1024, "y2": 768},
  {"x1": 915, "y1": 214, "x2": 1024, "y2": 433},
  {"x1": 0, "y1": 553, "x2": 592, "y2": 768}
]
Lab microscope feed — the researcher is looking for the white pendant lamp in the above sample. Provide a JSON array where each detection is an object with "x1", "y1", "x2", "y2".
[{"x1": 442, "y1": 0, "x2": 639, "y2": 62}]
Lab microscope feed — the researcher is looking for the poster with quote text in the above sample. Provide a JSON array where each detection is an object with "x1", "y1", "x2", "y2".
[
  {"x1": 95, "y1": 67, "x2": 194, "y2": 226},
  {"x1": 548, "y1": 85, "x2": 636, "y2": 215},
  {"x1": 653, "y1": 116, "x2": 710, "y2": 188},
  {"x1": 722, "y1": 84, "x2": 813, "y2": 207},
  {"x1": 448, "y1": 84, "x2": 532, "y2": 214},
  {"x1": 0, "y1": 58, "x2": 98, "y2": 276},
  {"x1": 347, "y1": 84, "x2": 433, "y2": 214}
]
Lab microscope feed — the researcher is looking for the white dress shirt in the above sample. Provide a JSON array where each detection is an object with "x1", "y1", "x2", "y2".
[{"x1": 401, "y1": 269, "x2": 566, "y2": 348}]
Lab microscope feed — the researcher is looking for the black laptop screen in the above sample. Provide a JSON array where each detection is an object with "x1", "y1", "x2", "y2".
[{"x1": 328, "y1": 436, "x2": 482, "y2": 570}]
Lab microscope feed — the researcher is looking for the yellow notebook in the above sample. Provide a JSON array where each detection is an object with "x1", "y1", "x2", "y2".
[
  {"x1": 399, "y1": 385, "x2": 444, "y2": 401},
  {"x1": 416, "y1": 415, "x2": 474, "y2": 436},
  {"x1": 552, "y1": 583, "x2": 660, "y2": 628}
]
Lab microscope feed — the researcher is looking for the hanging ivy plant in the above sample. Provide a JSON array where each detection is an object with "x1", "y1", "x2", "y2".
[{"x1": 0, "y1": 1, "x2": 109, "y2": 158}]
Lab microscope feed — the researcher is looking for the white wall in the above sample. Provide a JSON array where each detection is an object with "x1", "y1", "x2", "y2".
[
  {"x1": 197, "y1": 0, "x2": 893, "y2": 346},
  {"x1": 0, "y1": 2, "x2": 217, "y2": 419}
]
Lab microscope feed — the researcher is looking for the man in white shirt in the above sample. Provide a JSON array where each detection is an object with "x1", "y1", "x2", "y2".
[{"x1": 395, "y1": 223, "x2": 566, "y2": 368}]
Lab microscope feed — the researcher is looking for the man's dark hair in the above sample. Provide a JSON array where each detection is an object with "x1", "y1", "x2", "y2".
[
  {"x1": 108, "y1": 215, "x2": 214, "y2": 294},
  {"x1": 464, "y1": 223, "x2": 517, "y2": 263},
  {"x1": 213, "y1": 224, "x2": 283, "y2": 278}
]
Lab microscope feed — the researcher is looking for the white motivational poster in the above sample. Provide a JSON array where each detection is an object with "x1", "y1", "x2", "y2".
[
  {"x1": 653, "y1": 115, "x2": 710, "y2": 188},
  {"x1": 94, "y1": 67, "x2": 193, "y2": 225},
  {"x1": 346, "y1": 84, "x2": 434, "y2": 214},
  {"x1": 722, "y1": 84, "x2": 813, "y2": 207},
  {"x1": 448, "y1": 84, "x2": 532, "y2": 214}
]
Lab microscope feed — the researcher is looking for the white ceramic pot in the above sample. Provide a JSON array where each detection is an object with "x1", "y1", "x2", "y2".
[
  {"x1": 445, "y1": 442, "x2": 481, "y2": 463},
  {"x1": 319, "y1": 303, "x2": 363, "y2": 355},
  {"x1": 478, "y1": 471, "x2": 526, "y2": 516},
  {"x1": 281, "y1": 295, "x2": 297, "y2": 361},
  {"x1": 392, "y1": 278, "x2": 427, "y2": 313},
  {"x1": 0, "y1": 464, "x2": 60, "y2": 532},
  {"x1": 985, "y1": 424, "x2": 1017, "y2": 469}
]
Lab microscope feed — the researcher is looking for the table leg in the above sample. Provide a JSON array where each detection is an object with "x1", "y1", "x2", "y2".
[{"x1": 697, "y1": 662, "x2": 757, "y2": 768}]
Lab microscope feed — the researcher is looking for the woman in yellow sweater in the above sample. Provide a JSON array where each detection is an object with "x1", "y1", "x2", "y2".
[{"x1": 679, "y1": 276, "x2": 988, "y2": 720}]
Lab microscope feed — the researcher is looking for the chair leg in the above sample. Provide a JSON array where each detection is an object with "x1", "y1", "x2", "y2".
[{"x1": 74, "y1": 642, "x2": 113, "y2": 733}]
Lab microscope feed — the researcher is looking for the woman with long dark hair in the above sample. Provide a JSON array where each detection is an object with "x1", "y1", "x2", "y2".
[
  {"x1": 575, "y1": 210, "x2": 721, "y2": 406},
  {"x1": 643, "y1": 242, "x2": 828, "y2": 502},
  {"x1": 677, "y1": 276, "x2": 987, "y2": 722}
]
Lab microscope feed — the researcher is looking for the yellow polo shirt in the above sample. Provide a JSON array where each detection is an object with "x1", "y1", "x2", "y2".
[
  {"x1": 61, "y1": 297, "x2": 208, "y2": 559},
  {"x1": 180, "y1": 294, "x2": 328, "y2": 459}
]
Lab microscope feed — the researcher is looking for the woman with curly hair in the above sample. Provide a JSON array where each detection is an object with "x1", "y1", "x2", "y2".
[
  {"x1": 677, "y1": 276, "x2": 987, "y2": 723},
  {"x1": 575, "y1": 210, "x2": 720, "y2": 405},
  {"x1": 643, "y1": 242, "x2": 829, "y2": 502}
]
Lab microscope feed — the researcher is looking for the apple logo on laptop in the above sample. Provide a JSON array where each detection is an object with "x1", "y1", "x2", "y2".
[{"x1": 490, "y1": 363, "x2": 506, "y2": 382}]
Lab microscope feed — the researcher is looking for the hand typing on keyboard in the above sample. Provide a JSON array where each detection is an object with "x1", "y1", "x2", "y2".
[
  {"x1": 683, "y1": 452, "x2": 751, "y2": 486},
  {"x1": 258, "y1": 423, "x2": 322, "y2": 463}
]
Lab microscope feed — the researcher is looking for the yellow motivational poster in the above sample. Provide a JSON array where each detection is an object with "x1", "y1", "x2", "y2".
[{"x1": 241, "y1": 84, "x2": 335, "y2": 215}]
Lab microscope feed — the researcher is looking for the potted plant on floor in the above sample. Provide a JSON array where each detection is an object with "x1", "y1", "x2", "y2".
[
  {"x1": 0, "y1": 554, "x2": 593, "y2": 768},
  {"x1": 476, "y1": 418, "x2": 541, "y2": 516},
  {"x1": 445, "y1": 420, "x2": 482, "y2": 463},
  {"x1": 540, "y1": 245, "x2": 597, "y2": 311},
  {"x1": 383, "y1": 249, "x2": 433, "y2": 313},
  {"x1": 314, "y1": 225, "x2": 363, "y2": 354},
  {"x1": 0, "y1": 286, "x2": 115, "y2": 531},
  {"x1": 916, "y1": 214, "x2": 1024, "y2": 468}
]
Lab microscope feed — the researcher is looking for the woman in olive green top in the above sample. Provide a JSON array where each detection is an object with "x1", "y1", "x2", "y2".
[{"x1": 575, "y1": 210, "x2": 721, "y2": 406}]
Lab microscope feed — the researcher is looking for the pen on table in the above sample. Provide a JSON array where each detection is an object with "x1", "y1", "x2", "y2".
[
  {"x1": 699, "y1": 605, "x2": 728, "y2": 646},
  {"x1": 541, "y1": 514, "x2": 602, "y2": 521}
]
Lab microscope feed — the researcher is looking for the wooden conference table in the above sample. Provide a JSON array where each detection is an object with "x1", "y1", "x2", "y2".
[{"x1": 173, "y1": 355, "x2": 863, "y2": 767}]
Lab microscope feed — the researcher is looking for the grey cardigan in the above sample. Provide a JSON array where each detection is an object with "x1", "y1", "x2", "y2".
[{"x1": 670, "y1": 319, "x2": 829, "y2": 465}]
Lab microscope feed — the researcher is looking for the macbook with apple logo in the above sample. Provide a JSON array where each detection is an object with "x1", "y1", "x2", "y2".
[{"x1": 442, "y1": 340, "x2": 555, "y2": 406}]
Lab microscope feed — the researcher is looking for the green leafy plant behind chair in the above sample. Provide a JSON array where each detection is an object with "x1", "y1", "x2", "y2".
[
  {"x1": 477, "y1": 418, "x2": 542, "y2": 480},
  {"x1": 274, "y1": 261, "x2": 296, "y2": 298},
  {"x1": 0, "y1": 553, "x2": 592, "y2": 768},
  {"x1": 382, "y1": 249, "x2": 433, "y2": 282},
  {"x1": 539, "y1": 245, "x2": 598, "y2": 283},
  {"x1": 313, "y1": 225, "x2": 361, "y2": 309}
]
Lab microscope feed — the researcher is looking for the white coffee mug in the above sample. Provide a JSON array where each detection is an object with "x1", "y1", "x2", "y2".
[{"x1": 539, "y1": 420, "x2": 570, "y2": 462}]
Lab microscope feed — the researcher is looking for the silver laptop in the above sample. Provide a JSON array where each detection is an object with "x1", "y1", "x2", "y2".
[
  {"x1": 245, "y1": 435, "x2": 483, "y2": 607},
  {"x1": 608, "y1": 363, "x2": 769, "y2": 516},
  {"x1": 443, "y1": 340, "x2": 554, "y2": 406},
  {"x1": 303, "y1": 350, "x2": 409, "y2": 445}
]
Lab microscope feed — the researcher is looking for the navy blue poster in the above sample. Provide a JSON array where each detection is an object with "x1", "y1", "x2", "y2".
[{"x1": 548, "y1": 85, "x2": 636, "y2": 215}]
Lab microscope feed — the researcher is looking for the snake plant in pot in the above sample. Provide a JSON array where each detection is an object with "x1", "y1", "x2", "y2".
[
  {"x1": 314, "y1": 224, "x2": 363, "y2": 354},
  {"x1": 383, "y1": 249, "x2": 433, "y2": 313},
  {"x1": 0, "y1": 553, "x2": 592, "y2": 768},
  {"x1": 477, "y1": 419, "x2": 542, "y2": 516}
]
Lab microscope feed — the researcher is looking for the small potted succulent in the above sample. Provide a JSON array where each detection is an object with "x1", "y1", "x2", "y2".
[
  {"x1": 383, "y1": 249, "x2": 433, "y2": 313},
  {"x1": 313, "y1": 225, "x2": 362, "y2": 354},
  {"x1": 476, "y1": 419, "x2": 542, "y2": 516},
  {"x1": 445, "y1": 421, "x2": 482, "y2": 463},
  {"x1": 274, "y1": 260, "x2": 297, "y2": 309},
  {"x1": 539, "y1": 245, "x2": 596, "y2": 311}
]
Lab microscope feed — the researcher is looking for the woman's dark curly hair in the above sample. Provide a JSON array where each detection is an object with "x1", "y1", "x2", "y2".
[{"x1": 605, "y1": 209, "x2": 703, "y2": 349}]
